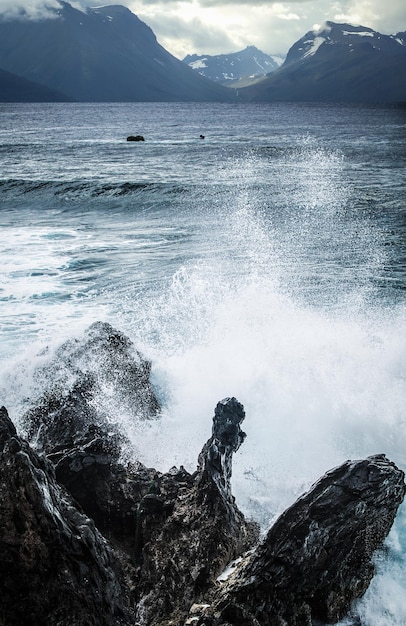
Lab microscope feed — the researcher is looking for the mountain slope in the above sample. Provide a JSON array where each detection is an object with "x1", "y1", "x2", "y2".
[
  {"x1": 0, "y1": 67, "x2": 70, "y2": 101},
  {"x1": 0, "y1": 2, "x2": 234, "y2": 102},
  {"x1": 241, "y1": 22, "x2": 406, "y2": 103},
  {"x1": 183, "y1": 46, "x2": 281, "y2": 86}
]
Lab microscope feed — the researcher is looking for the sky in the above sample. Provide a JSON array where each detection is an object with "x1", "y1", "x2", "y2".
[{"x1": 0, "y1": 0, "x2": 405, "y2": 59}]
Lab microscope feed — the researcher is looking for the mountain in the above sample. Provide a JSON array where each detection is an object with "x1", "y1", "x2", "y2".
[
  {"x1": 183, "y1": 46, "x2": 283, "y2": 87},
  {"x1": 241, "y1": 22, "x2": 406, "y2": 103},
  {"x1": 0, "y1": 67, "x2": 70, "y2": 101},
  {"x1": 0, "y1": 2, "x2": 234, "y2": 102}
]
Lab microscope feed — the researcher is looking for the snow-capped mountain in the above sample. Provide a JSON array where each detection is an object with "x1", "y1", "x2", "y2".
[
  {"x1": 183, "y1": 46, "x2": 282, "y2": 86},
  {"x1": 284, "y1": 22, "x2": 406, "y2": 65},
  {"x1": 1, "y1": 10, "x2": 404, "y2": 103},
  {"x1": 0, "y1": 2, "x2": 233, "y2": 102},
  {"x1": 242, "y1": 22, "x2": 406, "y2": 103}
]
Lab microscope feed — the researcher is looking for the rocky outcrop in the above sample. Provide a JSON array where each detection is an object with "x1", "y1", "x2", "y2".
[
  {"x1": 190, "y1": 454, "x2": 406, "y2": 626},
  {"x1": 0, "y1": 406, "x2": 132, "y2": 626},
  {"x1": 20, "y1": 322, "x2": 162, "y2": 553},
  {"x1": 1, "y1": 325, "x2": 405, "y2": 625},
  {"x1": 23, "y1": 321, "x2": 160, "y2": 453},
  {"x1": 0, "y1": 396, "x2": 258, "y2": 626},
  {"x1": 133, "y1": 397, "x2": 259, "y2": 625}
]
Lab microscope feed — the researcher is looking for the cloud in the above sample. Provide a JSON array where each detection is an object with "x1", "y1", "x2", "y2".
[
  {"x1": 129, "y1": 0, "x2": 405, "y2": 58},
  {"x1": 332, "y1": 0, "x2": 406, "y2": 35},
  {"x1": 0, "y1": 0, "x2": 405, "y2": 57},
  {"x1": 0, "y1": 0, "x2": 101, "y2": 19},
  {"x1": 0, "y1": 0, "x2": 62, "y2": 19},
  {"x1": 148, "y1": 14, "x2": 237, "y2": 57}
]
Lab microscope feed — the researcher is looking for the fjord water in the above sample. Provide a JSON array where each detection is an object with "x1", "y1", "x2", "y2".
[{"x1": 1, "y1": 102, "x2": 405, "y2": 624}]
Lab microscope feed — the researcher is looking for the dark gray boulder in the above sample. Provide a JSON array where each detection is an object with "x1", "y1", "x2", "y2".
[
  {"x1": 0, "y1": 406, "x2": 132, "y2": 626},
  {"x1": 190, "y1": 454, "x2": 406, "y2": 626},
  {"x1": 23, "y1": 321, "x2": 160, "y2": 454}
]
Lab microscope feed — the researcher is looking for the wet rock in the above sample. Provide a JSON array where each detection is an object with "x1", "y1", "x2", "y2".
[
  {"x1": 134, "y1": 398, "x2": 259, "y2": 625},
  {"x1": 18, "y1": 322, "x2": 162, "y2": 553},
  {"x1": 0, "y1": 404, "x2": 17, "y2": 442},
  {"x1": 0, "y1": 406, "x2": 132, "y2": 626},
  {"x1": 23, "y1": 321, "x2": 160, "y2": 453},
  {"x1": 53, "y1": 440, "x2": 192, "y2": 555},
  {"x1": 1, "y1": 397, "x2": 258, "y2": 626},
  {"x1": 127, "y1": 135, "x2": 145, "y2": 141},
  {"x1": 191, "y1": 454, "x2": 406, "y2": 626},
  {"x1": 2, "y1": 378, "x2": 405, "y2": 626}
]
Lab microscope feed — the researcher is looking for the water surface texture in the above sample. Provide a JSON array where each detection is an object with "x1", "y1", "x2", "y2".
[{"x1": 1, "y1": 102, "x2": 405, "y2": 625}]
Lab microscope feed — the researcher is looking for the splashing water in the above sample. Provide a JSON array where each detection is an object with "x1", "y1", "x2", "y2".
[
  {"x1": 0, "y1": 108, "x2": 405, "y2": 625},
  {"x1": 116, "y1": 146, "x2": 406, "y2": 626}
]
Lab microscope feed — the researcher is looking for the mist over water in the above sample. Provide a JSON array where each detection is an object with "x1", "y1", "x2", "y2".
[{"x1": 0, "y1": 102, "x2": 405, "y2": 625}]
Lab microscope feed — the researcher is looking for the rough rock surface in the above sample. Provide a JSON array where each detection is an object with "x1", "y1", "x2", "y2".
[
  {"x1": 133, "y1": 397, "x2": 259, "y2": 625},
  {"x1": 19, "y1": 322, "x2": 162, "y2": 553},
  {"x1": 0, "y1": 406, "x2": 131, "y2": 626},
  {"x1": 23, "y1": 321, "x2": 159, "y2": 452},
  {"x1": 0, "y1": 397, "x2": 258, "y2": 626},
  {"x1": 1, "y1": 325, "x2": 405, "y2": 625},
  {"x1": 191, "y1": 454, "x2": 406, "y2": 626}
]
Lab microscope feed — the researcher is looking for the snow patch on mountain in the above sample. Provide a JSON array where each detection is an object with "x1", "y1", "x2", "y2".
[
  {"x1": 183, "y1": 46, "x2": 281, "y2": 85},
  {"x1": 343, "y1": 30, "x2": 374, "y2": 37},
  {"x1": 303, "y1": 36, "x2": 326, "y2": 58},
  {"x1": 189, "y1": 59, "x2": 208, "y2": 69}
]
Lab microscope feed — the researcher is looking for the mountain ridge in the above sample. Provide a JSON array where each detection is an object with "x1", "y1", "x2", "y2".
[
  {"x1": 240, "y1": 21, "x2": 406, "y2": 103},
  {"x1": 0, "y1": 1, "x2": 234, "y2": 102},
  {"x1": 183, "y1": 46, "x2": 283, "y2": 87},
  {"x1": 0, "y1": 67, "x2": 71, "y2": 101},
  {"x1": 0, "y1": 7, "x2": 404, "y2": 103}
]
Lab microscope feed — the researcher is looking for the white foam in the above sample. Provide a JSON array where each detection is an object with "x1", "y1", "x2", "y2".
[{"x1": 1, "y1": 135, "x2": 404, "y2": 625}]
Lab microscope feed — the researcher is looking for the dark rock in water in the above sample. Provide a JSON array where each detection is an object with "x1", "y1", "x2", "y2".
[
  {"x1": 0, "y1": 406, "x2": 132, "y2": 626},
  {"x1": 21, "y1": 322, "x2": 161, "y2": 553},
  {"x1": 0, "y1": 396, "x2": 258, "y2": 625},
  {"x1": 1, "y1": 373, "x2": 405, "y2": 626},
  {"x1": 127, "y1": 135, "x2": 145, "y2": 141},
  {"x1": 0, "y1": 404, "x2": 17, "y2": 442},
  {"x1": 23, "y1": 321, "x2": 160, "y2": 453},
  {"x1": 198, "y1": 396, "x2": 246, "y2": 498},
  {"x1": 191, "y1": 454, "x2": 405, "y2": 626},
  {"x1": 19, "y1": 322, "x2": 162, "y2": 553}
]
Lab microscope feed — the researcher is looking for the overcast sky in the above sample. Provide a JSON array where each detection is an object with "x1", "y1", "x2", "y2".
[{"x1": 1, "y1": 0, "x2": 405, "y2": 58}]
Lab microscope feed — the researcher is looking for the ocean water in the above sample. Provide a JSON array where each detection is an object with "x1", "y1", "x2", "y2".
[{"x1": 1, "y1": 101, "x2": 405, "y2": 624}]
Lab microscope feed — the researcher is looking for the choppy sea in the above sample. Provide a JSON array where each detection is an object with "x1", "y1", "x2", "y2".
[{"x1": 1, "y1": 101, "x2": 405, "y2": 624}]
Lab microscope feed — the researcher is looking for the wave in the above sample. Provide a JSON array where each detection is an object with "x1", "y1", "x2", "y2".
[
  {"x1": 0, "y1": 129, "x2": 405, "y2": 624},
  {"x1": 0, "y1": 178, "x2": 189, "y2": 204}
]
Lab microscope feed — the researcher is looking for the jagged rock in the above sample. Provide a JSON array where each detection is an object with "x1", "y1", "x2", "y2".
[
  {"x1": 133, "y1": 398, "x2": 259, "y2": 625},
  {"x1": 54, "y1": 441, "x2": 194, "y2": 555},
  {"x1": 1, "y1": 380, "x2": 404, "y2": 626},
  {"x1": 23, "y1": 321, "x2": 160, "y2": 454},
  {"x1": 0, "y1": 397, "x2": 258, "y2": 625},
  {"x1": 20, "y1": 322, "x2": 161, "y2": 550},
  {"x1": 32, "y1": 396, "x2": 257, "y2": 618},
  {"x1": 18, "y1": 321, "x2": 184, "y2": 553},
  {"x1": 0, "y1": 406, "x2": 132, "y2": 626},
  {"x1": 190, "y1": 454, "x2": 406, "y2": 626}
]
